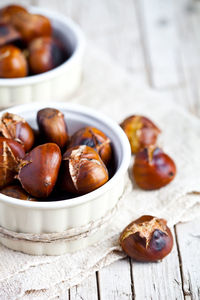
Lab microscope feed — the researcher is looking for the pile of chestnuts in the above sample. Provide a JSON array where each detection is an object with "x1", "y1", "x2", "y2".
[
  {"x1": 0, "y1": 4, "x2": 68, "y2": 78},
  {"x1": 0, "y1": 107, "x2": 113, "y2": 200},
  {"x1": 121, "y1": 115, "x2": 176, "y2": 190},
  {"x1": 119, "y1": 115, "x2": 176, "y2": 261}
]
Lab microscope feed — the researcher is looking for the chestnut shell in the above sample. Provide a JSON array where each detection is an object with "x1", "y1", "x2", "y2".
[
  {"x1": 133, "y1": 146, "x2": 176, "y2": 190},
  {"x1": 10, "y1": 11, "x2": 52, "y2": 44},
  {"x1": 60, "y1": 145, "x2": 109, "y2": 194},
  {"x1": 18, "y1": 143, "x2": 61, "y2": 198},
  {"x1": 0, "y1": 45, "x2": 28, "y2": 78},
  {"x1": 120, "y1": 115, "x2": 161, "y2": 154},
  {"x1": 0, "y1": 112, "x2": 35, "y2": 152},
  {"x1": 28, "y1": 37, "x2": 65, "y2": 74},
  {"x1": 37, "y1": 107, "x2": 69, "y2": 149},
  {"x1": 0, "y1": 184, "x2": 35, "y2": 201},
  {"x1": 0, "y1": 137, "x2": 25, "y2": 189},
  {"x1": 69, "y1": 126, "x2": 112, "y2": 165},
  {"x1": 120, "y1": 215, "x2": 173, "y2": 262}
]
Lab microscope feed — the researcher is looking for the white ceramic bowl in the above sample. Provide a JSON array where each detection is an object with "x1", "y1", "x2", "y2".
[
  {"x1": 0, "y1": 103, "x2": 131, "y2": 255},
  {"x1": 0, "y1": 6, "x2": 85, "y2": 107}
]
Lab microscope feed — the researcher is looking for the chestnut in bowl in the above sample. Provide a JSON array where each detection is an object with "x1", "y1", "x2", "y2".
[
  {"x1": 10, "y1": 10, "x2": 52, "y2": 44},
  {"x1": 0, "y1": 137, "x2": 25, "y2": 189},
  {"x1": 37, "y1": 107, "x2": 69, "y2": 149},
  {"x1": 0, "y1": 23, "x2": 22, "y2": 47},
  {"x1": 28, "y1": 36, "x2": 65, "y2": 74},
  {"x1": 0, "y1": 112, "x2": 34, "y2": 151},
  {"x1": 60, "y1": 145, "x2": 109, "y2": 195},
  {"x1": 0, "y1": 4, "x2": 27, "y2": 23},
  {"x1": 0, "y1": 45, "x2": 28, "y2": 78},
  {"x1": 69, "y1": 126, "x2": 112, "y2": 165}
]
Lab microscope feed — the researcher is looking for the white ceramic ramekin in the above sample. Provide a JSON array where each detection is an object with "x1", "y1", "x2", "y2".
[
  {"x1": 0, "y1": 103, "x2": 131, "y2": 255},
  {"x1": 0, "y1": 7, "x2": 85, "y2": 107}
]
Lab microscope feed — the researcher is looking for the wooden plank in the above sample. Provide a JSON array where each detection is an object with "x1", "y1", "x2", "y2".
[
  {"x1": 175, "y1": 0, "x2": 200, "y2": 116},
  {"x1": 70, "y1": 275, "x2": 98, "y2": 300},
  {"x1": 131, "y1": 229, "x2": 184, "y2": 300},
  {"x1": 137, "y1": 0, "x2": 182, "y2": 88},
  {"x1": 98, "y1": 258, "x2": 133, "y2": 300},
  {"x1": 175, "y1": 218, "x2": 200, "y2": 300},
  {"x1": 35, "y1": 0, "x2": 146, "y2": 87}
]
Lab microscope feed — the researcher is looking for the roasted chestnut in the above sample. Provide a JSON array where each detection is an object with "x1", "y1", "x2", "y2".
[
  {"x1": 120, "y1": 115, "x2": 161, "y2": 154},
  {"x1": 60, "y1": 145, "x2": 109, "y2": 194},
  {"x1": 133, "y1": 146, "x2": 176, "y2": 190},
  {"x1": 10, "y1": 11, "x2": 52, "y2": 44},
  {"x1": 120, "y1": 215, "x2": 173, "y2": 262},
  {"x1": 0, "y1": 184, "x2": 35, "y2": 201},
  {"x1": 37, "y1": 107, "x2": 69, "y2": 149},
  {"x1": 18, "y1": 143, "x2": 61, "y2": 198},
  {"x1": 0, "y1": 23, "x2": 22, "y2": 47},
  {"x1": 0, "y1": 45, "x2": 28, "y2": 78},
  {"x1": 69, "y1": 127, "x2": 112, "y2": 165},
  {"x1": 0, "y1": 137, "x2": 25, "y2": 189},
  {"x1": 0, "y1": 5, "x2": 27, "y2": 23},
  {"x1": 28, "y1": 37, "x2": 65, "y2": 74},
  {"x1": 0, "y1": 112, "x2": 35, "y2": 152}
]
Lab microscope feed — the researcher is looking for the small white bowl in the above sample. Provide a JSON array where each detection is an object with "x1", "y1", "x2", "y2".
[
  {"x1": 0, "y1": 103, "x2": 131, "y2": 255},
  {"x1": 0, "y1": 6, "x2": 85, "y2": 107}
]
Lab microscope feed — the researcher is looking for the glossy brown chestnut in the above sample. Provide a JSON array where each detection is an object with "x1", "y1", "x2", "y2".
[
  {"x1": 133, "y1": 146, "x2": 176, "y2": 190},
  {"x1": 0, "y1": 184, "x2": 35, "y2": 201},
  {"x1": 60, "y1": 145, "x2": 109, "y2": 194},
  {"x1": 0, "y1": 23, "x2": 22, "y2": 47},
  {"x1": 18, "y1": 143, "x2": 62, "y2": 198},
  {"x1": 120, "y1": 215, "x2": 173, "y2": 262},
  {"x1": 0, "y1": 112, "x2": 35, "y2": 152},
  {"x1": 28, "y1": 37, "x2": 65, "y2": 74},
  {"x1": 0, "y1": 5, "x2": 27, "y2": 23},
  {"x1": 120, "y1": 115, "x2": 161, "y2": 154},
  {"x1": 37, "y1": 107, "x2": 69, "y2": 149},
  {"x1": 0, "y1": 45, "x2": 28, "y2": 78},
  {"x1": 69, "y1": 127, "x2": 112, "y2": 165},
  {"x1": 10, "y1": 11, "x2": 52, "y2": 44},
  {"x1": 0, "y1": 137, "x2": 25, "y2": 189}
]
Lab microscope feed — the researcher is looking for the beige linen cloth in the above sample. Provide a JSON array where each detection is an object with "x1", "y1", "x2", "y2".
[{"x1": 1, "y1": 46, "x2": 200, "y2": 299}]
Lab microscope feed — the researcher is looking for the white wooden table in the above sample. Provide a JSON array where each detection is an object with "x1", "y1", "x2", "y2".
[{"x1": 1, "y1": 0, "x2": 200, "y2": 299}]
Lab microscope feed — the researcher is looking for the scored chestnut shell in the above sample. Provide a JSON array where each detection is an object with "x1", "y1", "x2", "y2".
[
  {"x1": 28, "y1": 37, "x2": 65, "y2": 74},
  {"x1": 69, "y1": 127, "x2": 112, "y2": 165},
  {"x1": 120, "y1": 215, "x2": 173, "y2": 262},
  {"x1": 0, "y1": 137, "x2": 25, "y2": 189},
  {"x1": 0, "y1": 23, "x2": 22, "y2": 47},
  {"x1": 120, "y1": 115, "x2": 161, "y2": 154},
  {"x1": 0, "y1": 184, "x2": 36, "y2": 201},
  {"x1": 0, "y1": 45, "x2": 28, "y2": 78},
  {"x1": 10, "y1": 11, "x2": 52, "y2": 44},
  {"x1": 60, "y1": 145, "x2": 109, "y2": 194},
  {"x1": 0, "y1": 112, "x2": 35, "y2": 152},
  {"x1": 18, "y1": 143, "x2": 62, "y2": 198},
  {"x1": 37, "y1": 108, "x2": 69, "y2": 150},
  {"x1": 133, "y1": 146, "x2": 176, "y2": 190}
]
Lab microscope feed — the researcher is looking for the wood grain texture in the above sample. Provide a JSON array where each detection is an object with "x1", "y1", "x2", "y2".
[
  {"x1": 98, "y1": 258, "x2": 133, "y2": 300},
  {"x1": 137, "y1": 0, "x2": 183, "y2": 89},
  {"x1": 176, "y1": 218, "x2": 200, "y2": 300},
  {"x1": 70, "y1": 275, "x2": 98, "y2": 300}
]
